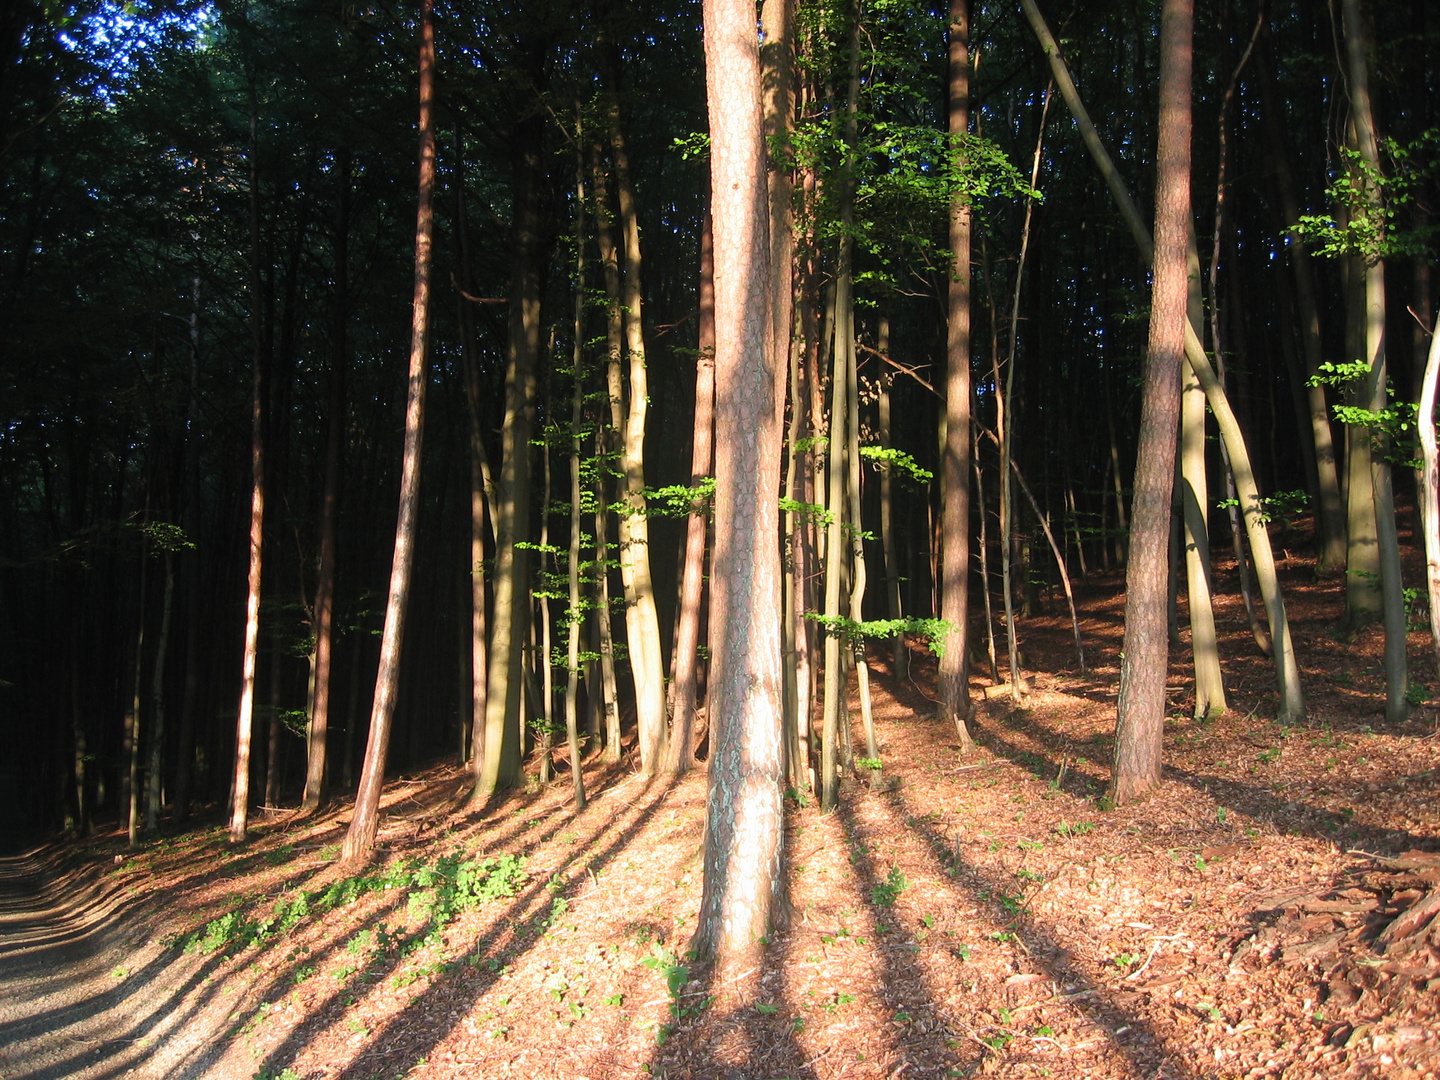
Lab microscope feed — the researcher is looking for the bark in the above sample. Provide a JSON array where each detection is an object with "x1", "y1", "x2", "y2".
[
  {"x1": 821, "y1": 14, "x2": 862, "y2": 811},
  {"x1": 565, "y1": 142, "x2": 588, "y2": 810},
  {"x1": 341, "y1": 0, "x2": 435, "y2": 862},
  {"x1": 144, "y1": 551, "x2": 173, "y2": 831},
  {"x1": 1418, "y1": 314, "x2": 1440, "y2": 679},
  {"x1": 938, "y1": 0, "x2": 975, "y2": 750},
  {"x1": 302, "y1": 155, "x2": 348, "y2": 814},
  {"x1": 1184, "y1": 237, "x2": 1224, "y2": 716},
  {"x1": 667, "y1": 208, "x2": 716, "y2": 773},
  {"x1": 1111, "y1": 0, "x2": 1191, "y2": 806},
  {"x1": 604, "y1": 71, "x2": 668, "y2": 775},
  {"x1": 1256, "y1": 46, "x2": 1347, "y2": 573},
  {"x1": 475, "y1": 100, "x2": 543, "y2": 799},
  {"x1": 230, "y1": 91, "x2": 267, "y2": 845},
  {"x1": 455, "y1": 143, "x2": 493, "y2": 779},
  {"x1": 877, "y1": 317, "x2": 907, "y2": 681},
  {"x1": 761, "y1": 0, "x2": 801, "y2": 785},
  {"x1": 1023, "y1": 0, "x2": 1303, "y2": 723},
  {"x1": 693, "y1": 0, "x2": 786, "y2": 975},
  {"x1": 1342, "y1": 0, "x2": 1407, "y2": 723}
]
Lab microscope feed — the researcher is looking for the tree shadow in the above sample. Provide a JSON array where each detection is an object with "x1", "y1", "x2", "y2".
[
  {"x1": 233, "y1": 774, "x2": 685, "y2": 1080},
  {"x1": 875, "y1": 779, "x2": 1203, "y2": 1080}
]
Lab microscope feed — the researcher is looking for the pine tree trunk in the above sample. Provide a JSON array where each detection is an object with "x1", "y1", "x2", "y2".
[
  {"x1": 693, "y1": 0, "x2": 786, "y2": 974},
  {"x1": 1111, "y1": 0, "x2": 1191, "y2": 806},
  {"x1": 302, "y1": 158, "x2": 348, "y2": 814},
  {"x1": 938, "y1": 0, "x2": 975, "y2": 748},
  {"x1": 341, "y1": 0, "x2": 435, "y2": 861},
  {"x1": 230, "y1": 90, "x2": 267, "y2": 845}
]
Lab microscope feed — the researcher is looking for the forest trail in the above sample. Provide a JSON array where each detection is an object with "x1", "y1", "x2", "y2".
[{"x1": 0, "y1": 850, "x2": 235, "y2": 1080}]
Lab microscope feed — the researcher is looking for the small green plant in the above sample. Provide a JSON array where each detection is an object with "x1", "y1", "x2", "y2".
[
  {"x1": 1053, "y1": 820, "x2": 1095, "y2": 839},
  {"x1": 1215, "y1": 806, "x2": 1228, "y2": 826},
  {"x1": 754, "y1": 1002, "x2": 779, "y2": 1014},
  {"x1": 1257, "y1": 747, "x2": 1281, "y2": 765},
  {"x1": 1113, "y1": 953, "x2": 1137, "y2": 970},
  {"x1": 871, "y1": 866, "x2": 909, "y2": 907},
  {"x1": 1407, "y1": 681, "x2": 1430, "y2": 706},
  {"x1": 252, "y1": 1068, "x2": 300, "y2": 1080},
  {"x1": 856, "y1": 756, "x2": 883, "y2": 770},
  {"x1": 1016, "y1": 838, "x2": 1043, "y2": 851},
  {"x1": 640, "y1": 944, "x2": 691, "y2": 1013},
  {"x1": 998, "y1": 891, "x2": 1024, "y2": 916},
  {"x1": 1016, "y1": 868, "x2": 1044, "y2": 883}
]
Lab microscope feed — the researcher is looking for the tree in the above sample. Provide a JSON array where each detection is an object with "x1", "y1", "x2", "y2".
[
  {"x1": 936, "y1": 0, "x2": 974, "y2": 751},
  {"x1": 1110, "y1": 0, "x2": 1191, "y2": 806},
  {"x1": 693, "y1": 0, "x2": 786, "y2": 975},
  {"x1": 341, "y1": 0, "x2": 436, "y2": 863}
]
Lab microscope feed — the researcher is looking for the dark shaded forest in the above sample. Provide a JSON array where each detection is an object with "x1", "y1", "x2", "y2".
[{"x1": 1, "y1": 0, "x2": 1437, "y2": 868}]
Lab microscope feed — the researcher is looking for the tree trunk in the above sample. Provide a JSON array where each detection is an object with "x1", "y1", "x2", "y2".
[
  {"x1": 475, "y1": 93, "x2": 543, "y2": 800},
  {"x1": 1342, "y1": 0, "x2": 1407, "y2": 723},
  {"x1": 341, "y1": 0, "x2": 435, "y2": 862},
  {"x1": 565, "y1": 139, "x2": 589, "y2": 810},
  {"x1": 938, "y1": 0, "x2": 975, "y2": 750},
  {"x1": 230, "y1": 91, "x2": 268, "y2": 845},
  {"x1": 1256, "y1": 46, "x2": 1346, "y2": 573},
  {"x1": 877, "y1": 317, "x2": 908, "y2": 681},
  {"x1": 1183, "y1": 236, "x2": 1224, "y2": 716},
  {"x1": 667, "y1": 209, "x2": 716, "y2": 773},
  {"x1": 597, "y1": 70, "x2": 669, "y2": 776},
  {"x1": 302, "y1": 156, "x2": 348, "y2": 814},
  {"x1": 821, "y1": 14, "x2": 862, "y2": 810},
  {"x1": 1418, "y1": 309, "x2": 1440, "y2": 679},
  {"x1": 693, "y1": 0, "x2": 787, "y2": 976},
  {"x1": 1111, "y1": 0, "x2": 1191, "y2": 806},
  {"x1": 1023, "y1": 0, "x2": 1303, "y2": 723},
  {"x1": 455, "y1": 136, "x2": 494, "y2": 781}
]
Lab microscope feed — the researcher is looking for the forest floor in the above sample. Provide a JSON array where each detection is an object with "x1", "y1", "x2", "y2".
[{"x1": 4, "y1": 523, "x2": 1440, "y2": 1080}]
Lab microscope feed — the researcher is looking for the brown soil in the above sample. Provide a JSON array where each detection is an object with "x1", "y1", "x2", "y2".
[{"x1": 5, "y1": 528, "x2": 1439, "y2": 1080}]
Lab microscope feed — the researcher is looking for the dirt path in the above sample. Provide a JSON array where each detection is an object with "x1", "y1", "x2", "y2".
[{"x1": 0, "y1": 850, "x2": 237, "y2": 1080}]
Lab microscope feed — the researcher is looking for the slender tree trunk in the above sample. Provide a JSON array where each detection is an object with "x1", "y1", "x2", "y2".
[
  {"x1": 342, "y1": 0, "x2": 435, "y2": 862},
  {"x1": 938, "y1": 0, "x2": 975, "y2": 750},
  {"x1": 694, "y1": 0, "x2": 786, "y2": 974},
  {"x1": 1418, "y1": 311, "x2": 1440, "y2": 678},
  {"x1": 174, "y1": 269, "x2": 202, "y2": 824},
  {"x1": 125, "y1": 534, "x2": 147, "y2": 848},
  {"x1": 668, "y1": 209, "x2": 716, "y2": 772},
  {"x1": 144, "y1": 550, "x2": 173, "y2": 831},
  {"x1": 476, "y1": 98, "x2": 543, "y2": 799},
  {"x1": 230, "y1": 92, "x2": 267, "y2": 845},
  {"x1": 821, "y1": 12, "x2": 862, "y2": 811},
  {"x1": 1023, "y1": 0, "x2": 1303, "y2": 723},
  {"x1": 565, "y1": 140, "x2": 589, "y2": 810},
  {"x1": 1342, "y1": 0, "x2": 1407, "y2": 723},
  {"x1": 877, "y1": 317, "x2": 907, "y2": 681},
  {"x1": 455, "y1": 138, "x2": 494, "y2": 780},
  {"x1": 1111, "y1": 0, "x2": 1191, "y2": 806},
  {"x1": 1256, "y1": 47, "x2": 1346, "y2": 573},
  {"x1": 1183, "y1": 236, "x2": 1224, "y2": 716},
  {"x1": 302, "y1": 157, "x2": 348, "y2": 814},
  {"x1": 600, "y1": 76, "x2": 669, "y2": 776},
  {"x1": 846, "y1": 292, "x2": 876, "y2": 762}
]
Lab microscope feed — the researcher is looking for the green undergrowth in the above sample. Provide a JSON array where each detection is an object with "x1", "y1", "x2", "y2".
[{"x1": 171, "y1": 852, "x2": 527, "y2": 956}]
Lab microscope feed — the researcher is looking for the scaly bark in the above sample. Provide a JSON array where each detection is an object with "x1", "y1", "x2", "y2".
[
  {"x1": 1111, "y1": 0, "x2": 1191, "y2": 806},
  {"x1": 938, "y1": 0, "x2": 975, "y2": 748},
  {"x1": 693, "y1": 0, "x2": 787, "y2": 975},
  {"x1": 342, "y1": 0, "x2": 436, "y2": 862}
]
